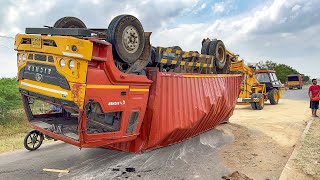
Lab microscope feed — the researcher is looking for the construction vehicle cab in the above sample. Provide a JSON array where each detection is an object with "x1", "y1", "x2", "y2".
[{"x1": 255, "y1": 69, "x2": 283, "y2": 105}]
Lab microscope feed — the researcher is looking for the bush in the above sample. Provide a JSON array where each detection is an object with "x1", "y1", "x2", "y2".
[{"x1": 0, "y1": 78, "x2": 22, "y2": 125}]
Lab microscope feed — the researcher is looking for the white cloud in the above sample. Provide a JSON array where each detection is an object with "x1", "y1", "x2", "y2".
[
  {"x1": 291, "y1": 4, "x2": 301, "y2": 12},
  {"x1": 212, "y1": 0, "x2": 235, "y2": 14},
  {"x1": 193, "y1": 2, "x2": 207, "y2": 14},
  {"x1": 212, "y1": 2, "x2": 225, "y2": 13},
  {"x1": 153, "y1": 0, "x2": 320, "y2": 77},
  {"x1": 0, "y1": 0, "x2": 319, "y2": 78}
]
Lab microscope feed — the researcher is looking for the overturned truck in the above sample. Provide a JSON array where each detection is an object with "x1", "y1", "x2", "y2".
[{"x1": 15, "y1": 15, "x2": 242, "y2": 152}]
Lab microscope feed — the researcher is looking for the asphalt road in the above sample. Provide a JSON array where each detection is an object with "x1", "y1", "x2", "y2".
[
  {"x1": 0, "y1": 126, "x2": 234, "y2": 180},
  {"x1": 0, "y1": 87, "x2": 308, "y2": 180},
  {"x1": 282, "y1": 86, "x2": 309, "y2": 101}
]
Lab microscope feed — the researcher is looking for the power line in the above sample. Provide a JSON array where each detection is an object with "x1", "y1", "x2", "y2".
[
  {"x1": 0, "y1": 35, "x2": 14, "y2": 39},
  {"x1": 0, "y1": 45, "x2": 13, "y2": 49}
]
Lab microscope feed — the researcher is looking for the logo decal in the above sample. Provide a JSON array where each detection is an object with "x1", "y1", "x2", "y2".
[
  {"x1": 27, "y1": 65, "x2": 52, "y2": 74},
  {"x1": 35, "y1": 73, "x2": 43, "y2": 82},
  {"x1": 108, "y1": 100, "x2": 126, "y2": 106}
]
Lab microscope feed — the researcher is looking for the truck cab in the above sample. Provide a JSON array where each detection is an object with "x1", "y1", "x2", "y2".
[
  {"x1": 16, "y1": 33, "x2": 153, "y2": 148},
  {"x1": 287, "y1": 74, "x2": 302, "y2": 89}
]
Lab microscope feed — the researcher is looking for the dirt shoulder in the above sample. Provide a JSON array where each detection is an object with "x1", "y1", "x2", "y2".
[
  {"x1": 219, "y1": 99, "x2": 310, "y2": 180},
  {"x1": 280, "y1": 118, "x2": 320, "y2": 180}
]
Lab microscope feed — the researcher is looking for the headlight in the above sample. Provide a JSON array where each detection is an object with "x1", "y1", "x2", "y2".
[
  {"x1": 69, "y1": 60, "x2": 75, "y2": 69},
  {"x1": 60, "y1": 58, "x2": 66, "y2": 68},
  {"x1": 17, "y1": 53, "x2": 21, "y2": 65},
  {"x1": 21, "y1": 54, "x2": 26, "y2": 61},
  {"x1": 17, "y1": 53, "x2": 21, "y2": 61}
]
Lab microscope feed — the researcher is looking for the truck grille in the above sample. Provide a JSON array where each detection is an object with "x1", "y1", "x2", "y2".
[
  {"x1": 34, "y1": 54, "x2": 47, "y2": 61},
  {"x1": 19, "y1": 62, "x2": 70, "y2": 90}
]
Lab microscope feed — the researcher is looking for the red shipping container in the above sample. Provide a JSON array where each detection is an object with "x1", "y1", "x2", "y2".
[{"x1": 106, "y1": 70, "x2": 243, "y2": 152}]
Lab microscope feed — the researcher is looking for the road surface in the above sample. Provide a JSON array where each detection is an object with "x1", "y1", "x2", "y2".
[
  {"x1": 0, "y1": 88, "x2": 308, "y2": 180},
  {"x1": 0, "y1": 126, "x2": 235, "y2": 180},
  {"x1": 282, "y1": 86, "x2": 309, "y2": 101}
]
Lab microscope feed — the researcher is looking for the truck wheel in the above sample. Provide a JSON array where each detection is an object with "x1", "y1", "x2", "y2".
[
  {"x1": 171, "y1": 46, "x2": 182, "y2": 51},
  {"x1": 24, "y1": 130, "x2": 44, "y2": 151},
  {"x1": 107, "y1": 15, "x2": 145, "y2": 64},
  {"x1": 269, "y1": 88, "x2": 279, "y2": 105},
  {"x1": 201, "y1": 38, "x2": 211, "y2": 54},
  {"x1": 208, "y1": 40, "x2": 227, "y2": 71},
  {"x1": 255, "y1": 93, "x2": 264, "y2": 110},
  {"x1": 217, "y1": 55, "x2": 231, "y2": 74},
  {"x1": 250, "y1": 93, "x2": 257, "y2": 110},
  {"x1": 53, "y1": 17, "x2": 87, "y2": 28}
]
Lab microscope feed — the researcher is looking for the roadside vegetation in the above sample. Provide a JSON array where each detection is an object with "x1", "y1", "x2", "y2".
[
  {"x1": 294, "y1": 119, "x2": 320, "y2": 179},
  {"x1": 0, "y1": 78, "x2": 30, "y2": 153}
]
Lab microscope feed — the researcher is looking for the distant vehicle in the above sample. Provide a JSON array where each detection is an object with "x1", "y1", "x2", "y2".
[{"x1": 287, "y1": 74, "x2": 302, "y2": 89}]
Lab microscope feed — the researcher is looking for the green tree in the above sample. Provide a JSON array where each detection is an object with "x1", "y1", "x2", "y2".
[
  {"x1": 257, "y1": 61, "x2": 310, "y2": 83},
  {"x1": 301, "y1": 74, "x2": 310, "y2": 82}
]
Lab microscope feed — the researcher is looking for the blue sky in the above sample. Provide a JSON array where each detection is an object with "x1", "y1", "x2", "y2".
[
  {"x1": 176, "y1": 0, "x2": 270, "y2": 24},
  {"x1": 0, "y1": 0, "x2": 319, "y2": 78}
]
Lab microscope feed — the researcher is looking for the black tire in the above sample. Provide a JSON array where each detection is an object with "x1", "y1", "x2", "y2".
[
  {"x1": 250, "y1": 93, "x2": 257, "y2": 110},
  {"x1": 217, "y1": 55, "x2": 231, "y2": 74},
  {"x1": 107, "y1": 15, "x2": 145, "y2": 64},
  {"x1": 53, "y1": 17, "x2": 87, "y2": 28},
  {"x1": 201, "y1": 39, "x2": 211, "y2": 54},
  {"x1": 255, "y1": 93, "x2": 264, "y2": 110},
  {"x1": 24, "y1": 130, "x2": 44, "y2": 151},
  {"x1": 269, "y1": 88, "x2": 279, "y2": 105},
  {"x1": 147, "y1": 46, "x2": 157, "y2": 67},
  {"x1": 208, "y1": 40, "x2": 227, "y2": 70}
]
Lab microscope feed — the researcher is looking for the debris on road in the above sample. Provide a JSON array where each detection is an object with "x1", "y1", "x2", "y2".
[
  {"x1": 222, "y1": 171, "x2": 253, "y2": 180},
  {"x1": 43, "y1": 168, "x2": 69, "y2": 173}
]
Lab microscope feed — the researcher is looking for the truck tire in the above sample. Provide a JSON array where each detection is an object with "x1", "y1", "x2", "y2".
[
  {"x1": 53, "y1": 17, "x2": 87, "y2": 28},
  {"x1": 269, "y1": 88, "x2": 279, "y2": 105},
  {"x1": 107, "y1": 15, "x2": 145, "y2": 64},
  {"x1": 217, "y1": 55, "x2": 231, "y2": 74},
  {"x1": 171, "y1": 46, "x2": 182, "y2": 51},
  {"x1": 255, "y1": 93, "x2": 264, "y2": 110},
  {"x1": 201, "y1": 38, "x2": 211, "y2": 54},
  {"x1": 208, "y1": 40, "x2": 227, "y2": 71},
  {"x1": 250, "y1": 93, "x2": 257, "y2": 110}
]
